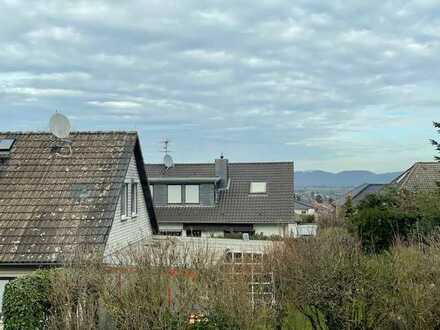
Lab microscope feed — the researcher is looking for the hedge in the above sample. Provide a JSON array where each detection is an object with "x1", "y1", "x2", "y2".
[{"x1": 2, "y1": 270, "x2": 51, "y2": 330}]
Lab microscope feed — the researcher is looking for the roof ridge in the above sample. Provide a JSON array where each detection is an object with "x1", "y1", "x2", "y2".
[
  {"x1": 146, "y1": 161, "x2": 293, "y2": 166},
  {"x1": 414, "y1": 161, "x2": 440, "y2": 165},
  {"x1": 0, "y1": 131, "x2": 138, "y2": 135}
]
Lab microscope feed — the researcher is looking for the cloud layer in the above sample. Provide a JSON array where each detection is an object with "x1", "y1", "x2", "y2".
[{"x1": 1, "y1": 0, "x2": 439, "y2": 171}]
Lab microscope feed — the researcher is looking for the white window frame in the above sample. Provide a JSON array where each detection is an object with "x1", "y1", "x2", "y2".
[
  {"x1": 121, "y1": 183, "x2": 129, "y2": 219},
  {"x1": 131, "y1": 182, "x2": 138, "y2": 216},
  {"x1": 168, "y1": 185, "x2": 182, "y2": 204},
  {"x1": 250, "y1": 182, "x2": 267, "y2": 194},
  {"x1": 149, "y1": 184, "x2": 154, "y2": 198},
  {"x1": 185, "y1": 185, "x2": 200, "y2": 204}
]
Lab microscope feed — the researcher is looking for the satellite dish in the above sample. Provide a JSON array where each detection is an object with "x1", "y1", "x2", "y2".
[
  {"x1": 49, "y1": 113, "x2": 71, "y2": 139},
  {"x1": 164, "y1": 154, "x2": 174, "y2": 168}
]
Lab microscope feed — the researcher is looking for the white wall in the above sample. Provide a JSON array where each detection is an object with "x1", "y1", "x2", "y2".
[
  {"x1": 253, "y1": 224, "x2": 287, "y2": 237},
  {"x1": 105, "y1": 155, "x2": 153, "y2": 256},
  {"x1": 159, "y1": 224, "x2": 183, "y2": 231},
  {"x1": 294, "y1": 209, "x2": 315, "y2": 216},
  {"x1": 201, "y1": 230, "x2": 224, "y2": 238},
  {"x1": 152, "y1": 235, "x2": 278, "y2": 261}
]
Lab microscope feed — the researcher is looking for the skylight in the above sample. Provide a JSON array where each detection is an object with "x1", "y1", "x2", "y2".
[
  {"x1": 250, "y1": 182, "x2": 267, "y2": 194},
  {"x1": 0, "y1": 139, "x2": 15, "y2": 151}
]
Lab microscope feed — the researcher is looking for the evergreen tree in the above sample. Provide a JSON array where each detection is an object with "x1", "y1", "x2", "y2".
[
  {"x1": 315, "y1": 194, "x2": 324, "y2": 203},
  {"x1": 431, "y1": 122, "x2": 440, "y2": 161},
  {"x1": 344, "y1": 195, "x2": 354, "y2": 221}
]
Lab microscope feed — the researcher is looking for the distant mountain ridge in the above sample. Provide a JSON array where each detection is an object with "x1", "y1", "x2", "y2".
[{"x1": 295, "y1": 170, "x2": 402, "y2": 188}]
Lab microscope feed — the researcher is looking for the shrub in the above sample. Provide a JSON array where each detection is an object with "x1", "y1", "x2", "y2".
[
  {"x1": 2, "y1": 270, "x2": 51, "y2": 330},
  {"x1": 272, "y1": 228, "x2": 368, "y2": 329},
  {"x1": 300, "y1": 214, "x2": 315, "y2": 223},
  {"x1": 348, "y1": 192, "x2": 421, "y2": 252}
]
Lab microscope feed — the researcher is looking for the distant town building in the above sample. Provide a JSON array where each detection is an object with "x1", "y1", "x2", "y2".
[{"x1": 294, "y1": 200, "x2": 315, "y2": 216}]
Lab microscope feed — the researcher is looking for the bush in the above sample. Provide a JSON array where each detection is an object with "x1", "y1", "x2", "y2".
[
  {"x1": 347, "y1": 191, "x2": 424, "y2": 252},
  {"x1": 299, "y1": 214, "x2": 315, "y2": 223},
  {"x1": 2, "y1": 270, "x2": 51, "y2": 330}
]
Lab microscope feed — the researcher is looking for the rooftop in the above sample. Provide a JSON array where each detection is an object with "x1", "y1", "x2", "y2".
[{"x1": 0, "y1": 131, "x2": 153, "y2": 265}]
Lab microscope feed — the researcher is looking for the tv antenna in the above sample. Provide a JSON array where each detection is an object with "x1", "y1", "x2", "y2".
[{"x1": 161, "y1": 138, "x2": 174, "y2": 169}]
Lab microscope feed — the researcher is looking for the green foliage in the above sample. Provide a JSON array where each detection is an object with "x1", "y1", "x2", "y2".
[
  {"x1": 2, "y1": 270, "x2": 51, "y2": 330},
  {"x1": 300, "y1": 214, "x2": 315, "y2": 223},
  {"x1": 431, "y1": 121, "x2": 440, "y2": 161},
  {"x1": 343, "y1": 195, "x2": 354, "y2": 221},
  {"x1": 346, "y1": 190, "x2": 440, "y2": 252}
]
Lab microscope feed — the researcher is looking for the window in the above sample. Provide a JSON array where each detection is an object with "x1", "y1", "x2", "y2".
[
  {"x1": 121, "y1": 183, "x2": 129, "y2": 218},
  {"x1": 250, "y1": 182, "x2": 267, "y2": 194},
  {"x1": 185, "y1": 185, "x2": 199, "y2": 204},
  {"x1": 186, "y1": 229, "x2": 201, "y2": 237},
  {"x1": 131, "y1": 183, "x2": 138, "y2": 216},
  {"x1": 149, "y1": 185, "x2": 154, "y2": 198},
  {"x1": 168, "y1": 185, "x2": 182, "y2": 204},
  {"x1": 159, "y1": 231, "x2": 182, "y2": 236}
]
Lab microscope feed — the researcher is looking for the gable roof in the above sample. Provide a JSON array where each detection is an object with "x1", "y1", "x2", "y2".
[
  {"x1": 0, "y1": 132, "x2": 157, "y2": 265},
  {"x1": 337, "y1": 183, "x2": 386, "y2": 207},
  {"x1": 295, "y1": 200, "x2": 314, "y2": 210},
  {"x1": 145, "y1": 162, "x2": 295, "y2": 224},
  {"x1": 391, "y1": 162, "x2": 440, "y2": 191}
]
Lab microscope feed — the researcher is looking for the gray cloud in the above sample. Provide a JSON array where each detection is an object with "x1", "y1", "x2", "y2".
[{"x1": 0, "y1": 0, "x2": 439, "y2": 171}]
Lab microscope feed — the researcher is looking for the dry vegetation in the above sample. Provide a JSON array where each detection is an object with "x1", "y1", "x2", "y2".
[
  {"x1": 45, "y1": 241, "x2": 276, "y2": 330},
  {"x1": 6, "y1": 227, "x2": 440, "y2": 329}
]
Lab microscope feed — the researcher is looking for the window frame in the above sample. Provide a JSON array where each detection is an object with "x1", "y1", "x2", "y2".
[
  {"x1": 167, "y1": 185, "x2": 182, "y2": 204},
  {"x1": 131, "y1": 182, "x2": 138, "y2": 216},
  {"x1": 121, "y1": 183, "x2": 129, "y2": 219},
  {"x1": 185, "y1": 185, "x2": 200, "y2": 204},
  {"x1": 250, "y1": 182, "x2": 267, "y2": 194}
]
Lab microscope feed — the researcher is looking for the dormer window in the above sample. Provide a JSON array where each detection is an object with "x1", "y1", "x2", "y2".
[
  {"x1": 185, "y1": 185, "x2": 200, "y2": 204},
  {"x1": 168, "y1": 185, "x2": 182, "y2": 204},
  {"x1": 250, "y1": 182, "x2": 266, "y2": 194}
]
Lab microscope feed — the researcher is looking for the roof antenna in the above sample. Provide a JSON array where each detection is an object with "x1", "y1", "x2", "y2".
[
  {"x1": 49, "y1": 111, "x2": 71, "y2": 140},
  {"x1": 49, "y1": 111, "x2": 72, "y2": 157},
  {"x1": 161, "y1": 138, "x2": 174, "y2": 169}
]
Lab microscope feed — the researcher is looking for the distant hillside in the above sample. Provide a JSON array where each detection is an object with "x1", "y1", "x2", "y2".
[{"x1": 295, "y1": 170, "x2": 402, "y2": 188}]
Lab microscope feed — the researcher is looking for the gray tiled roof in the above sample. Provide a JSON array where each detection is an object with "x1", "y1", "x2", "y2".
[
  {"x1": 295, "y1": 200, "x2": 314, "y2": 210},
  {"x1": 145, "y1": 162, "x2": 295, "y2": 224},
  {"x1": 391, "y1": 162, "x2": 440, "y2": 191},
  {"x1": 337, "y1": 183, "x2": 386, "y2": 207},
  {"x1": 0, "y1": 132, "x2": 156, "y2": 265}
]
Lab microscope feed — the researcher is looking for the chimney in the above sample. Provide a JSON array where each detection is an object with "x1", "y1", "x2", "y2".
[{"x1": 215, "y1": 154, "x2": 228, "y2": 189}]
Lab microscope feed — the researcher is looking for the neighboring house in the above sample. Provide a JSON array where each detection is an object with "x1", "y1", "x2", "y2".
[
  {"x1": 294, "y1": 200, "x2": 315, "y2": 216},
  {"x1": 336, "y1": 183, "x2": 386, "y2": 218},
  {"x1": 336, "y1": 162, "x2": 440, "y2": 216},
  {"x1": 391, "y1": 162, "x2": 440, "y2": 191},
  {"x1": 337, "y1": 183, "x2": 386, "y2": 208},
  {"x1": 0, "y1": 132, "x2": 157, "y2": 309},
  {"x1": 145, "y1": 157, "x2": 296, "y2": 238},
  {"x1": 312, "y1": 201, "x2": 336, "y2": 219}
]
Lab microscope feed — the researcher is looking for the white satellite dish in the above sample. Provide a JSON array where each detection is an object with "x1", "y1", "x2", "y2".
[
  {"x1": 49, "y1": 113, "x2": 71, "y2": 139},
  {"x1": 164, "y1": 154, "x2": 174, "y2": 168}
]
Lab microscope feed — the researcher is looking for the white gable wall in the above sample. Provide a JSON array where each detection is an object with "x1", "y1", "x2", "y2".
[{"x1": 104, "y1": 154, "x2": 153, "y2": 257}]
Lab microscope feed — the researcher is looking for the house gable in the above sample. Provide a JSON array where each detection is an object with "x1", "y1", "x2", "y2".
[
  {"x1": 0, "y1": 131, "x2": 156, "y2": 265},
  {"x1": 104, "y1": 155, "x2": 153, "y2": 256}
]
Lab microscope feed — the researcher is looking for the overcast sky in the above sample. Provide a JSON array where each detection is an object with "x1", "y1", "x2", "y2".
[{"x1": 1, "y1": 0, "x2": 439, "y2": 172}]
